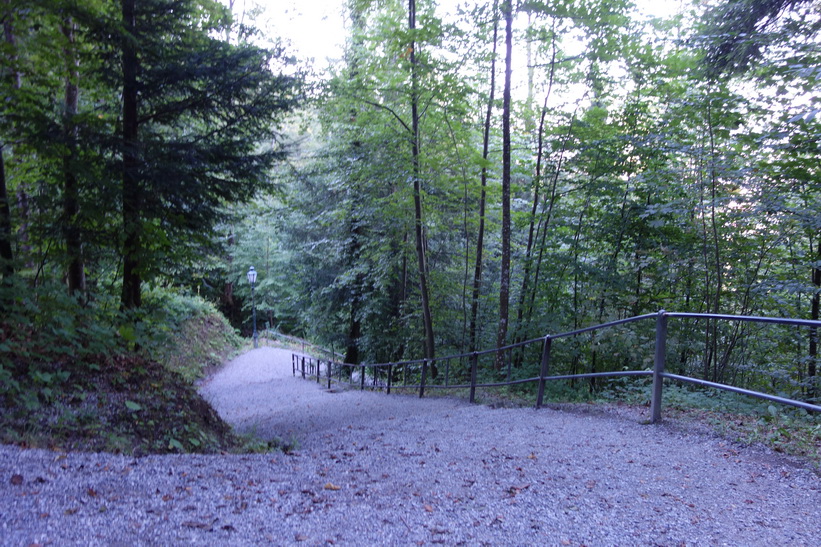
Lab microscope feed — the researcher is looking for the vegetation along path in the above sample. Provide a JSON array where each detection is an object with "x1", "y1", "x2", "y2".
[{"x1": 3, "y1": 347, "x2": 820, "y2": 545}]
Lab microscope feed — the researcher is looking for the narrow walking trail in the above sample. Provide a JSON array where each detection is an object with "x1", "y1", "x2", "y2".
[{"x1": 2, "y1": 346, "x2": 819, "y2": 545}]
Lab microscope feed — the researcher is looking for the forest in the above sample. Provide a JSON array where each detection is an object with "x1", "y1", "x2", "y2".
[{"x1": 1, "y1": 0, "x2": 819, "y2": 426}]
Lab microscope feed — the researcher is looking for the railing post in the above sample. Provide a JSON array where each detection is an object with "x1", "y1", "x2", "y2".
[
  {"x1": 420, "y1": 360, "x2": 428, "y2": 398},
  {"x1": 651, "y1": 310, "x2": 668, "y2": 423},
  {"x1": 327, "y1": 359, "x2": 332, "y2": 389},
  {"x1": 469, "y1": 352, "x2": 478, "y2": 403},
  {"x1": 316, "y1": 360, "x2": 321, "y2": 383},
  {"x1": 360, "y1": 364, "x2": 366, "y2": 391},
  {"x1": 506, "y1": 348, "x2": 512, "y2": 384},
  {"x1": 536, "y1": 336, "x2": 552, "y2": 409},
  {"x1": 292, "y1": 354, "x2": 295, "y2": 376},
  {"x1": 301, "y1": 356, "x2": 305, "y2": 379},
  {"x1": 387, "y1": 364, "x2": 393, "y2": 394}
]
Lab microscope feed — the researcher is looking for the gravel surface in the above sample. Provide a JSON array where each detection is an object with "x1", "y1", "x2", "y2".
[{"x1": 2, "y1": 347, "x2": 819, "y2": 545}]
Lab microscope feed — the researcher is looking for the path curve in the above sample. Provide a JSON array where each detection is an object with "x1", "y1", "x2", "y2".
[{"x1": 2, "y1": 347, "x2": 820, "y2": 545}]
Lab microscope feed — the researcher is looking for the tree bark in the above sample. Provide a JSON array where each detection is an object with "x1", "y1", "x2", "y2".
[
  {"x1": 61, "y1": 17, "x2": 85, "y2": 295},
  {"x1": 121, "y1": 0, "x2": 141, "y2": 309},
  {"x1": 495, "y1": 0, "x2": 513, "y2": 369},
  {"x1": 0, "y1": 146, "x2": 12, "y2": 277},
  {"x1": 1, "y1": 1, "x2": 20, "y2": 277},
  {"x1": 468, "y1": 3, "x2": 498, "y2": 354},
  {"x1": 809, "y1": 237, "x2": 820, "y2": 400},
  {"x1": 409, "y1": 0, "x2": 435, "y2": 363}
]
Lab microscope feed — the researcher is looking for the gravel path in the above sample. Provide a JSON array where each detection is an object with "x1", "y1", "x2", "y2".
[{"x1": 2, "y1": 347, "x2": 819, "y2": 545}]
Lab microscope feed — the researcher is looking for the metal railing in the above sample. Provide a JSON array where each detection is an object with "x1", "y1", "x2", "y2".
[
  {"x1": 260, "y1": 329, "x2": 342, "y2": 362},
  {"x1": 291, "y1": 310, "x2": 821, "y2": 422}
]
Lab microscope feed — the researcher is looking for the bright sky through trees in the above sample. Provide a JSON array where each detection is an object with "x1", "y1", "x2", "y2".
[{"x1": 245, "y1": 0, "x2": 685, "y2": 70}]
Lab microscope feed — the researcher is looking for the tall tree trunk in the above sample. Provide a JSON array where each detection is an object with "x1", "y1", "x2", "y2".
[
  {"x1": 513, "y1": 94, "x2": 548, "y2": 348},
  {"x1": 61, "y1": 17, "x2": 85, "y2": 295},
  {"x1": 0, "y1": 146, "x2": 12, "y2": 278},
  {"x1": 524, "y1": 109, "x2": 576, "y2": 329},
  {"x1": 121, "y1": 0, "x2": 141, "y2": 309},
  {"x1": 344, "y1": 218, "x2": 363, "y2": 364},
  {"x1": 495, "y1": 0, "x2": 513, "y2": 369},
  {"x1": 343, "y1": 4, "x2": 366, "y2": 365},
  {"x1": 409, "y1": 0, "x2": 435, "y2": 363},
  {"x1": 1, "y1": 2, "x2": 20, "y2": 277},
  {"x1": 468, "y1": 2, "x2": 498, "y2": 354},
  {"x1": 809, "y1": 236, "x2": 820, "y2": 400}
]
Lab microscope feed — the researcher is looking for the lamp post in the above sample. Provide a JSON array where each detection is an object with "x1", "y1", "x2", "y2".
[{"x1": 247, "y1": 266, "x2": 258, "y2": 348}]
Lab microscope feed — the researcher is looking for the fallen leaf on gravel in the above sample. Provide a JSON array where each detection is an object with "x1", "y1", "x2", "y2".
[
  {"x1": 324, "y1": 483, "x2": 341, "y2": 491},
  {"x1": 10, "y1": 474, "x2": 23, "y2": 485},
  {"x1": 508, "y1": 484, "x2": 530, "y2": 496},
  {"x1": 87, "y1": 488, "x2": 98, "y2": 498},
  {"x1": 182, "y1": 521, "x2": 212, "y2": 530},
  {"x1": 424, "y1": 504, "x2": 434, "y2": 512},
  {"x1": 295, "y1": 534, "x2": 309, "y2": 541}
]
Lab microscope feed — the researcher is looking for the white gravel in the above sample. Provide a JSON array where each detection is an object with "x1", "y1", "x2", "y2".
[{"x1": 2, "y1": 346, "x2": 819, "y2": 545}]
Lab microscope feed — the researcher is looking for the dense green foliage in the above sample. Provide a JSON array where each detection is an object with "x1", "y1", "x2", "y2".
[
  {"x1": 0, "y1": 0, "x2": 818, "y2": 452},
  {"x1": 223, "y1": 0, "x2": 819, "y2": 405},
  {"x1": 0, "y1": 280, "x2": 242, "y2": 453},
  {"x1": 0, "y1": 0, "x2": 300, "y2": 452}
]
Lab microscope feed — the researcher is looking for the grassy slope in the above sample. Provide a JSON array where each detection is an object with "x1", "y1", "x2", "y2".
[{"x1": 0, "y1": 285, "x2": 251, "y2": 455}]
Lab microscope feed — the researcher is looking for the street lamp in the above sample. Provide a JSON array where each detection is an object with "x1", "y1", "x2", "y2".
[{"x1": 247, "y1": 266, "x2": 258, "y2": 349}]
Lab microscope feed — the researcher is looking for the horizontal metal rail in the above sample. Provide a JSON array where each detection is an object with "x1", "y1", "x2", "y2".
[
  {"x1": 542, "y1": 370, "x2": 653, "y2": 382},
  {"x1": 661, "y1": 373, "x2": 821, "y2": 414},
  {"x1": 665, "y1": 312, "x2": 821, "y2": 328},
  {"x1": 550, "y1": 313, "x2": 658, "y2": 340},
  {"x1": 289, "y1": 310, "x2": 820, "y2": 422}
]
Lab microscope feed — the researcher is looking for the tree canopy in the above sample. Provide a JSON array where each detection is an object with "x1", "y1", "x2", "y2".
[{"x1": 2, "y1": 0, "x2": 819, "y2": 406}]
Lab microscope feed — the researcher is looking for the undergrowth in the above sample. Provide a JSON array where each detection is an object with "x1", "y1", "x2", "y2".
[{"x1": 0, "y1": 278, "x2": 252, "y2": 455}]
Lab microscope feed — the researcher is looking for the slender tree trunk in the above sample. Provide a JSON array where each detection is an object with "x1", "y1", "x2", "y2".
[
  {"x1": 525, "y1": 109, "x2": 576, "y2": 328},
  {"x1": 0, "y1": 146, "x2": 12, "y2": 277},
  {"x1": 468, "y1": 3, "x2": 498, "y2": 354},
  {"x1": 514, "y1": 94, "x2": 548, "y2": 347},
  {"x1": 409, "y1": 0, "x2": 435, "y2": 362},
  {"x1": 344, "y1": 218, "x2": 363, "y2": 365},
  {"x1": 344, "y1": 4, "x2": 366, "y2": 365},
  {"x1": 61, "y1": 17, "x2": 85, "y2": 295},
  {"x1": 1, "y1": 2, "x2": 20, "y2": 276},
  {"x1": 121, "y1": 0, "x2": 141, "y2": 309},
  {"x1": 809, "y1": 236, "x2": 820, "y2": 400},
  {"x1": 495, "y1": 0, "x2": 513, "y2": 369}
]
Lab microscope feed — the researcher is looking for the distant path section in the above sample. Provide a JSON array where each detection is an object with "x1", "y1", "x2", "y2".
[{"x1": 2, "y1": 347, "x2": 820, "y2": 545}]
